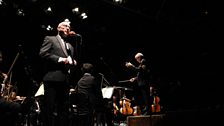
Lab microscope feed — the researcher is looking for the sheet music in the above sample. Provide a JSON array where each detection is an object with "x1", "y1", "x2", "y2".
[
  {"x1": 101, "y1": 86, "x2": 114, "y2": 99},
  {"x1": 35, "y1": 83, "x2": 44, "y2": 97}
]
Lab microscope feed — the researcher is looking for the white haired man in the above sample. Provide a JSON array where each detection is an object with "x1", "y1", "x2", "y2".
[
  {"x1": 39, "y1": 19, "x2": 78, "y2": 126},
  {"x1": 125, "y1": 52, "x2": 151, "y2": 115}
]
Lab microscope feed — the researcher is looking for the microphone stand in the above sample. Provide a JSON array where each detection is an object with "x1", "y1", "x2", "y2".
[
  {"x1": 99, "y1": 73, "x2": 110, "y2": 89},
  {"x1": 75, "y1": 35, "x2": 82, "y2": 62}
]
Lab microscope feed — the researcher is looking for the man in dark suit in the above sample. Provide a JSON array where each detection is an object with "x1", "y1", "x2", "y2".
[
  {"x1": 125, "y1": 52, "x2": 151, "y2": 115},
  {"x1": 76, "y1": 63, "x2": 104, "y2": 126},
  {"x1": 39, "y1": 19, "x2": 78, "y2": 126}
]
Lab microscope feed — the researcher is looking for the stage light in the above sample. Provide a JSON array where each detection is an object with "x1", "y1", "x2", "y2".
[
  {"x1": 80, "y1": 12, "x2": 87, "y2": 19},
  {"x1": 17, "y1": 9, "x2": 25, "y2": 16},
  {"x1": 0, "y1": 0, "x2": 6, "y2": 6},
  {"x1": 45, "y1": 7, "x2": 53, "y2": 14},
  {"x1": 113, "y1": 0, "x2": 126, "y2": 4},
  {"x1": 72, "y1": 7, "x2": 80, "y2": 14},
  {"x1": 46, "y1": 25, "x2": 53, "y2": 31},
  {"x1": 64, "y1": 18, "x2": 70, "y2": 23},
  {"x1": 0, "y1": 0, "x2": 3, "y2": 5}
]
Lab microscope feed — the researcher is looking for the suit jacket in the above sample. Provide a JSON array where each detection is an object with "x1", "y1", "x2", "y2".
[
  {"x1": 39, "y1": 35, "x2": 75, "y2": 82},
  {"x1": 77, "y1": 73, "x2": 103, "y2": 114},
  {"x1": 129, "y1": 59, "x2": 150, "y2": 87}
]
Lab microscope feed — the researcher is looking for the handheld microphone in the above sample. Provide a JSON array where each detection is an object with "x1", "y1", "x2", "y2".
[
  {"x1": 75, "y1": 34, "x2": 82, "y2": 37},
  {"x1": 69, "y1": 31, "x2": 82, "y2": 37}
]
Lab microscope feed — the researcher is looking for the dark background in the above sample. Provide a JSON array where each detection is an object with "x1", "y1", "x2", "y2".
[{"x1": 0, "y1": 0, "x2": 223, "y2": 113}]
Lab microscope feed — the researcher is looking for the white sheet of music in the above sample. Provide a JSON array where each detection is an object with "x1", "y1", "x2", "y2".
[
  {"x1": 101, "y1": 86, "x2": 114, "y2": 99},
  {"x1": 35, "y1": 83, "x2": 44, "y2": 97}
]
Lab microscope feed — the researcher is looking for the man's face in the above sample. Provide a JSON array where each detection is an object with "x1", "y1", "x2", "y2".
[
  {"x1": 58, "y1": 24, "x2": 71, "y2": 38},
  {"x1": 135, "y1": 56, "x2": 141, "y2": 63}
]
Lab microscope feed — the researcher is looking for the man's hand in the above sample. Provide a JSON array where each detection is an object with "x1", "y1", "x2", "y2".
[
  {"x1": 69, "y1": 88, "x2": 76, "y2": 95},
  {"x1": 129, "y1": 77, "x2": 136, "y2": 82},
  {"x1": 58, "y1": 57, "x2": 69, "y2": 64},
  {"x1": 59, "y1": 57, "x2": 77, "y2": 65},
  {"x1": 125, "y1": 62, "x2": 134, "y2": 67}
]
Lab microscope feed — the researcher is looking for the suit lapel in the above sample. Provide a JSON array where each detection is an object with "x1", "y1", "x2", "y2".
[{"x1": 56, "y1": 35, "x2": 68, "y2": 56}]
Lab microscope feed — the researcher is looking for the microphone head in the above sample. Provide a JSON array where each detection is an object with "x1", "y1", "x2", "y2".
[
  {"x1": 68, "y1": 31, "x2": 82, "y2": 37},
  {"x1": 75, "y1": 34, "x2": 82, "y2": 37}
]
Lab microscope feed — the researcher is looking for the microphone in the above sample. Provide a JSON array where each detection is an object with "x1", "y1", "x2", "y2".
[
  {"x1": 69, "y1": 31, "x2": 82, "y2": 37},
  {"x1": 75, "y1": 34, "x2": 82, "y2": 37},
  {"x1": 99, "y1": 73, "x2": 104, "y2": 76},
  {"x1": 68, "y1": 31, "x2": 82, "y2": 45}
]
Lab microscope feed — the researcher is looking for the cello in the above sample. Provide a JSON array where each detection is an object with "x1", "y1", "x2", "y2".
[
  {"x1": 133, "y1": 105, "x2": 141, "y2": 116},
  {"x1": 119, "y1": 97, "x2": 133, "y2": 115},
  {"x1": 151, "y1": 87, "x2": 161, "y2": 113}
]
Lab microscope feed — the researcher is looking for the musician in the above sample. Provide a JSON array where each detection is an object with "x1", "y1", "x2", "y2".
[
  {"x1": 76, "y1": 63, "x2": 104, "y2": 126},
  {"x1": 0, "y1": 50, "x2": 10, "y2": 96},
  {"x1": 39, "y1": 19, "x2": 78, "y2": 126},
  {"x1": 0, "y1": 50, "x2": 22, "y2": 126},
  {"x1": 125, "y1": 52, "x2": 151, "y2": 115}
]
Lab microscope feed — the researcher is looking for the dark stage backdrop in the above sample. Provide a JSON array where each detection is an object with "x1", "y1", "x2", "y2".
[{"x1": 0, "y1": 0, "x2": 222, "y2": 112}]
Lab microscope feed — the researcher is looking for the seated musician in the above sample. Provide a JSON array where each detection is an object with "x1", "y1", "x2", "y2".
[{"x1": 0, "y1": 50, "x2": 22, "y2": 126}]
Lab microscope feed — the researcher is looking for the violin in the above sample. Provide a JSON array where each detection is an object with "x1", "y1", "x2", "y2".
[{"x1": 1, "y1": 83, "x2": 17, "y2": 102}]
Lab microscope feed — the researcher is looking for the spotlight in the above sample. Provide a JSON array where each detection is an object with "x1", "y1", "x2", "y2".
[
  {"x1": 17, "y1": 9, "x2": 25, "y2": 16},
  {"x1": 0, "y1": 0, "x2": 5, "y2": 5},
  {"x1": 72, "y1": 7, "x2": 80, "y2": 14},
  {"x1": 46, "y1": 25, "x2": 53, "y2": 31},
  {"x1": 80, "y1": 12, "x2": 87, "y2": 19},
  {"x1": 45, "y1": 7, "x2": 53, "y2": 14},
  {"x1": 113, "y1": 0, "x2": 126, "y2": 4},
  {"x1": 64, "y1": 18, "x2": 70, "y2": 23}
]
